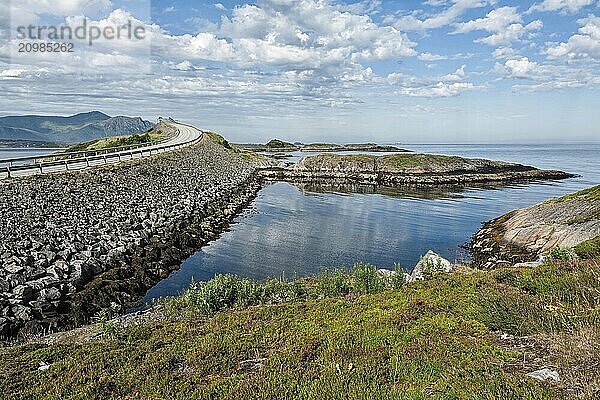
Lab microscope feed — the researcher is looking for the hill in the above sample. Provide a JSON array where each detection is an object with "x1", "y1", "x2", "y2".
[{"x1": 0, "y1": 111, "x2": 154, "y2": 145}]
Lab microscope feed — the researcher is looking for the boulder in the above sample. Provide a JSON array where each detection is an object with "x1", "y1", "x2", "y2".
[
  {"x1": 526, "y1": 368, "x2": 560, "y2": 382},
  {"x1": 411, "y1": 251, "x2": 453, "y2": 281}
]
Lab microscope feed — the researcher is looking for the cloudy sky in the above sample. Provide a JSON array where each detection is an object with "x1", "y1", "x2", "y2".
[{"x1": 0, "y1": 0, "x2": 598, "y2": 143}]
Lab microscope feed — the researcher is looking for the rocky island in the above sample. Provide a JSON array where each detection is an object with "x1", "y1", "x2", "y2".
[
  {"x1": 261, "y1": 153, "x2": 575, "y2": 185},
  {"x1": 299, "y1": 143, "x2": 408, "y2": 152}
]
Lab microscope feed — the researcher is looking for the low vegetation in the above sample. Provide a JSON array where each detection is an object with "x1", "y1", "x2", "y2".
[
  {"x1": 1, "y1": 257, "x2": 599, "y2": 399},
  {"x1": 61, "y1": 131, "x2": 165, "y2": 153},
  {"x1": 561, "y1": 185, "x2": 600, "y2": 202},
  {"x1": 298, "y1": 153, "x2": 495, "y2": 172},
  {"x1": 574, "y1": 235, "x2": 600, "y2": 259},
  {"x1": 265, "y1": 139, "x2": 296, "y2": 149},
  {"x1": 207, "y1": 131, "x2": 262, "y2": 161}
]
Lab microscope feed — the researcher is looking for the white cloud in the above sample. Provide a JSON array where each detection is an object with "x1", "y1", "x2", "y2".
[
  {"x1": 503, "y1": 57, "x2": 539, "y2": 78},
  {"x1": 213, "y1": 0, "x2": 416, "y2": 68},
  {"x1": 173, "y1": 60, "x2": 193, "y2": 71},
  {"x1": 454, "y1": 7, "x2": 543, "y2": 46},
  {"x1": 215, "y1": 3, "x2": 227, "y2": 11},
  {"x1": 546, "y1": 14, "x2": 600, "y2": 60},
  {"x1": 455, "y1": 6, "x2": 522, "y2": 33},
  {"x1": 8, "y1": 0, "x2": 112, "y2": 27},
  {"x1": 440, "y1": 64, "x2": 466, "y2": 81},
  {"x1": 398, "y1": 82, "x2": 475, "y2": 97},
  {"x1": 163, "y1": 6, "x2": 176, "y2": 13},
  {"x1": 418, "y1": 52, "x2": 448, "y2": 61},
  {"x1": 338, "y1": 0, "x2": 382, "y2": 15},
  {"x1": 393, "y1": 0, "x2": 493, "y2": 31},
  {"x1": 527, "y1": 0, "x2": 593, "y2": 15},
  {"x1": 492, "y1": 46, "x2": 520, "y2": 59},
  {"x1": 495, "y1": 56, "x2": 600, "y2": 91},
  {"x1": 386, "y1": 65, "x2": 477, "y2": 98}
]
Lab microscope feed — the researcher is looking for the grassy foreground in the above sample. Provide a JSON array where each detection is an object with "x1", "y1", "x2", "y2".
[{"x1": 1, "y1": 258, "x2": 599, "y2": 399}]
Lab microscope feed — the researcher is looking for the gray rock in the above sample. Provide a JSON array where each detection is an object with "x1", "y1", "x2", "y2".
[
  {"x1": 411, "y1": 250, "x2": 453, "y2": 281},
  {"x1": 526, "y1": 368, "x2": 560, "y2": 382}
]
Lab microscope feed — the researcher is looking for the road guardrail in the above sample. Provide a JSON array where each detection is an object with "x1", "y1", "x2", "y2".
[{"x1": 0, "y1": 122, "x2": 202, "y2": 179}]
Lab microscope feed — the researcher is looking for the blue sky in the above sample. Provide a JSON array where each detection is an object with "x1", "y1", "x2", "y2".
[{"x1": 0, "y1": 0, "x2": 599, "y2": 143}]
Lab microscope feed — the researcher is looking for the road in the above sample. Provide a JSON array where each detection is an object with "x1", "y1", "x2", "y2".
[{"x1": 0, "y1": 122, "x2": 203, "y2": 180}]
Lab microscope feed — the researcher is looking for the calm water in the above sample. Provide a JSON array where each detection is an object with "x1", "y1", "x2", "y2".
[
  {"x1": 0, "y1": 148, "x2": 57, "y2": 165},
  {"x1": 141, "y1": 143, "x2": 600, "y2": 302}
]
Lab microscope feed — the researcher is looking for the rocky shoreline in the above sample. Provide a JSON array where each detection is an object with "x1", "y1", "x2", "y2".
[
  {"x1": 471, "y1": 185, "x2": 600, "y2": 269},
  {"x1": 260, "y1": 153, "x2": 574, "y2": 186},
  {"x1": 0, "y1": 130, "x2": 262, "y2": 338}
]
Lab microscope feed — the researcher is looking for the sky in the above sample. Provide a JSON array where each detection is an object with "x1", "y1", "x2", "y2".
[{"x1": 0, "y1": 0, "x2": 599, "y2": 143}]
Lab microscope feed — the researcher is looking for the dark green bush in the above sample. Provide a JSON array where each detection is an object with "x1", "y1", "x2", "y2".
[
  {"x1": 317, "y1": 268, "x2": 351, "y2": 297},
  {"x1": 352, "y1": 262, "x2": 384, "y2": 294}
]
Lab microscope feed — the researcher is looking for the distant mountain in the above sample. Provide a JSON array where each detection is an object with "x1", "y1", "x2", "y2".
[{"x1": 0, "y1": 111, "x2": 154, "y2": 145}]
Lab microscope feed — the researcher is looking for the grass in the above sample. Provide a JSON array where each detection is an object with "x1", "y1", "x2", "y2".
[
  {"x1": 560, "y1": 185, "x2": 600, "y2": 202},
  {"x1": 62, "y1": 131, "x2": 165, "y2": 153},
  {"x1": 574, "y1": 235, "x2": 600, "y2": 259},
  {"x1": 206, "y1": 131, "x2": 262, "y2": 161},
  {"x1": 1, "y1": 258, "x2": 599, "y2": 399}
]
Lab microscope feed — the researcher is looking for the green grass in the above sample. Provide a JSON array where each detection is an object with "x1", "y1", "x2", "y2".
[
  {"x1": 574, "y1": 235, "x2": 600, "y2": 259},
  {"x1": 2, "y1": 259, "x2": 599, "y2": 399},
  {"x1": 206, "y1": 131, "x2": 262, "y2": 161},
  {"x1": 205, "y1": 131, "x2": 233, "y2": 149},
  {"x1": 560, "y1": 185, "x2": 600, "y2": 202},
  {"x1": 61, "y1": 132, "x2": 164, "y2": 153}
]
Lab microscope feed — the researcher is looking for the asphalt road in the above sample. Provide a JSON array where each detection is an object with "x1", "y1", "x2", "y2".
[{"x1": 0, "y1": 122, "x2": 203, "y2": 180}]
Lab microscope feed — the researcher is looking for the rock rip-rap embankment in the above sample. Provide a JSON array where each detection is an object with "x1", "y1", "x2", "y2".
[{"x1": 0, "y1": 131, "x2": 262, "y2": 337}]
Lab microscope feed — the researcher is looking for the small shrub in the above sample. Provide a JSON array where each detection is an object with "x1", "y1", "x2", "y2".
[
  {"x1": 545, "y1": 248, "x2": 577, "y2": 262},
  {"x1": 352, "y1": 262, "x2": 384, "y2": 295},
  {"x1": 92, "y1": 310, "x2": 121, "y2": 338},
  {"x1": 263, "y1": 278, "x2": 295, "y2": 303},
  {"x1": 317, "y1": 269, "x2": 351, "y2": 298},
  {"x1": 184, "y1": 274, "x2": 262, "y2": 314},
  {"x1": 391, "y1": 263, "x2": 406, "y2": 289},
  {"x1": 419, "y1": 258, "x2": 447, "y2": 280}
]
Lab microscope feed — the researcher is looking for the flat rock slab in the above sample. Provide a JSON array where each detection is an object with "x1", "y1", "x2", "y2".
[{"x1": 471, "y1": 185, "x2": 600, "y2": 268}]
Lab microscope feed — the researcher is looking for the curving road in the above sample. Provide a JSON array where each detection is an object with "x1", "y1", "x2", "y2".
[{"x1": 0, "y1": 122, "x2": 203, "y2": 180}]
